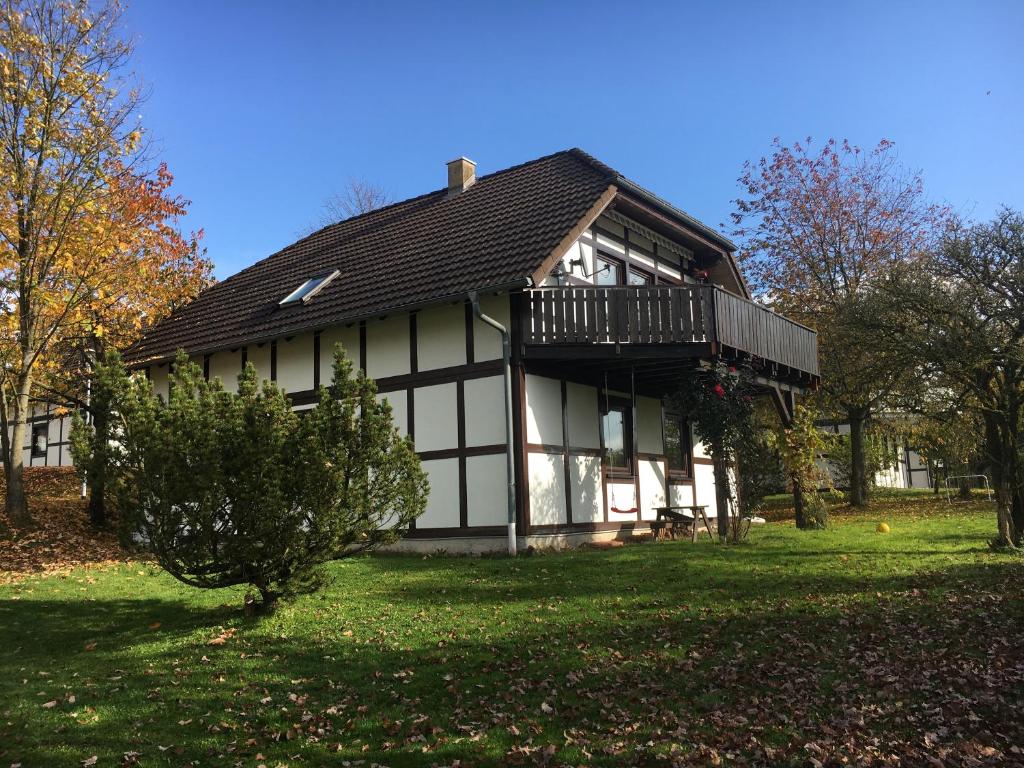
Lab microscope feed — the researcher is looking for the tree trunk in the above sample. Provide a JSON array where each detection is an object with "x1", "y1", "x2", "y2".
[
  {"x1": 87, "y1": 403, "x2": 107, "y2": 527},
  {"x1": 848, "y1": 408, "x2": 869, "y2": 507},
  {"x1": 710, "y1": 437, "x2": 731, "y2": 543},
  {"x1": 983, "y1": 411, "x2": 1017, "y2": 547},
  {"x1": 792, "y1": 475, "x2": 807, "y2": 528},
  {"x1": 5, "y1": 378, "x2": 32, "y2": 526},
  {"x1": 247, "y1": 585, "x2": 279, "y2": 615}
]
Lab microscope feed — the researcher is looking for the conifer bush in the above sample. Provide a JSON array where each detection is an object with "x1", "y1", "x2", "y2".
[{"x1": 72, "y1": 347, "x2": 427, "y2": 612}]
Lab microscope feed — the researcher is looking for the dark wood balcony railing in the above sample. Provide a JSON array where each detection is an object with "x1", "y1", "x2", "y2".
[{"x1": 522, "y1": 285, "x2": 818, "y2": 378}]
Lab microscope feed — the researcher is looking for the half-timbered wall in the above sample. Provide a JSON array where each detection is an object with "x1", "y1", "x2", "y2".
[
  {"x1": 140, "y1": 293, "x2": 513, "y2": 538},
  {"x1": 5, "y1": 403, "x2": 76, "y2": 468},
  {"x1": 522, "y1": 373, "x2": 718, "y2": 533},
  {"x1": 818, "y1": 422, "x2": 932, "y2": 491},
  {"x1": 544, "y1": 213, "x2": 697, "y2": 288}
]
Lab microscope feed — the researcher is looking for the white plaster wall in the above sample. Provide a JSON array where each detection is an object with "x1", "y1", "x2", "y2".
[
  {"x1": 463, "y1": 376, "x2": 505, "y2": 447},
  {"x1": 320, "y1": 325, "x2": 360, "y2": 383},
  {"x1": 670, "y1": 483, "x2": 695, "y2": 507},
  {"x1": 565, "y1": 382, "x2": 600, "y2": 449},
  {"x1": 658, "y1": 263, "x2": 683, "y2": 281},
  {"x1": 150, "y1": 365, "x2": 170, "y2": 401},
  {"x1": 276, "y1": 333, "x2": 314, "y2": 393},
  {"x1": 209, "y1": 350, "x2": 242, "y2": 393},
  {"x1": 417, "y1": 304, "x2": 466, "y2": 371},
  {"x1": 466, "y1": 452, "x2": 508, "y2": 526},
  {"x1": 528, "y1": 452, "x2": 566, "y2": 526},
  {"x1": 418, "y1": 458, "x2": 459, "y2": 528},
  {"x1": 526, "y1": 375, "x2": 562, "y2": 445},
  {"x1": 636, "y1": 396, "x2": 663, "y2": 454},
  {"x1": 46, "y1": 413, "x2": 63, "y2": 444},
  {"x1": 693, "y1": 463, "x2": 719, "y2": 517},
  {"x1": 366, "y1": 314, "x2": 410, "y2": 380},
  {"x1": 595, "y1": 232, "x2": 626, "y2": 257},
  {"x1": 413, "y1": 382, "x2": 458, "y2": 452},
  {"x1": 606, "y1": 482, "x2": 637, "y2": 522},
  {"x1": 248, "y1": 344, "x2": 272, "y2": 383},
  {"x1": 693, "y1": 435, "x2": 711, "y2": 460},
  {"x1": 472, "y1": 294, "x2": 511, "y2": 362},
  {"x1": 639, "y1": 459, "x2": 667, "y2": 520},
  {"x1": 377, "y1": 391, "x2": 408, "y2": 438},
  {"x1": 569, "y1": 454, "x2": 602, "y2": 523},
  {"x1": 560, "y1": 238, "x2": 596, "y2": 285},
  {"x1": 875, "y1": 463, "x2": 904, "y2": 489},
  {"x1": 632, "y1": 251, "x2": 657, "y2": 271}
]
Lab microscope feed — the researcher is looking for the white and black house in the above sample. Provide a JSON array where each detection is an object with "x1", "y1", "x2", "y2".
[{"x1": 96, "y1": 149, "x2": 818, "y2": 551}]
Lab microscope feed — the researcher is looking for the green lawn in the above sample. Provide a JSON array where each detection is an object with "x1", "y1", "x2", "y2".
[{"x1": 2, "y1": 494, "x2": 1023, "y2": 767}]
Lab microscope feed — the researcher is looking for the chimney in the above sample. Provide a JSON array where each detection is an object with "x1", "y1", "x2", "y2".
[{"x1": 447, "y1": 156, "x2": 476, "y2": 196}]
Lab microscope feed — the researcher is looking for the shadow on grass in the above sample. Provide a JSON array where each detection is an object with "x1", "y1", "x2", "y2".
[
  {"x1": 2, "y1": 556, "x2": 1023, "y2": 767},
  {"x1": 358, "y1": 543, "x2": 1013, "y2": 609}
]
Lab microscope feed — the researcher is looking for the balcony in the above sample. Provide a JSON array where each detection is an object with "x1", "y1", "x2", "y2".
[{"x1": 520, "y1": 285, "x2": 818, "y2": 385}]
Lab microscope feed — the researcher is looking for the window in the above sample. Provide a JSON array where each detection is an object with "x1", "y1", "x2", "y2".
[
  {"x1": 594, "y1": 255, "x2": 622, "y2": 286},
  {"x1": 279, "y1": 269, "x2": 340, "y2": 306},
  {"x1": 627, "y1": 269, "x2": 652, "y2": 286},
  {"x1": 600, "y1": 402, "x2": 633, "y2": 472},
  {"x1": 663, "y1": 411, "x2": 692, "y2": 476},
  {"x1": 31, "y1": 424, "x2": 47, "y2": 458}
]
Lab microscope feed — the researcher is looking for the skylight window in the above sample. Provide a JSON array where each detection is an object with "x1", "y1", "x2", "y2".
[{"x1": 279, "y1": 269, "x2": 339, "y2": 306}]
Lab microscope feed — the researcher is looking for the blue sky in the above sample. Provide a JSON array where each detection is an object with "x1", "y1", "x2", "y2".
[{"x1": 125, "y1": 1, "x2": 1023, "y2": 279}]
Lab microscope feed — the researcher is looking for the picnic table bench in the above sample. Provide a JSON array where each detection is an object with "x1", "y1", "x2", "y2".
[{"x1": 650, "y1": 505, "x2": 716, "y2": 542}]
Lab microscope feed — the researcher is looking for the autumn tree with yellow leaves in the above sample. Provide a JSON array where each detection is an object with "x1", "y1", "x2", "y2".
[{"x1": 0, "y1": 0, "x2": 211, "y2": 526}]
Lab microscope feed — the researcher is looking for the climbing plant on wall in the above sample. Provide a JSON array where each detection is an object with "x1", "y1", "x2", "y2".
[{"x1": 672, "y1": 363, "x2": 759, "y2": 542}]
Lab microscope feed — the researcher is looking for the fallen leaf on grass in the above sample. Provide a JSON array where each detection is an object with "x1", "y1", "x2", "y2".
[{"x1": 208, "y1": 628, "x2": 237, "y2": 646}]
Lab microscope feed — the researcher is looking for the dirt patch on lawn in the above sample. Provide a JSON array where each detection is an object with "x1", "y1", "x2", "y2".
[{"x1": 0, "y1": 467, "x2": 131, "y2": 583}]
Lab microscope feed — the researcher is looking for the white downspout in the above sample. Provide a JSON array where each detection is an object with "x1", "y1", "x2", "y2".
[{"x1": 469, "y1": 292, "x2": 517, "y2": 556}]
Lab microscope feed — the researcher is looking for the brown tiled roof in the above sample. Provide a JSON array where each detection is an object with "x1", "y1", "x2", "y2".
[
  {"x1": 124, "y1": 148, "x2": 734, "y2": 365},
  {"x1": 125, "y1": 149, "x2": 621, "y2": 364}
]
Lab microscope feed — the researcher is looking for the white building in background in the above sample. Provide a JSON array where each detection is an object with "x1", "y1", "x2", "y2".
[
  {"x1": 12, "y1": 405, "x2": 75, "y2": 470},
  {"x1": 817, "y1": 420, "x2": 933, "y2": 491},
  {"x1": 43, "y1": 150, "x2": 821, "y2": 551}
]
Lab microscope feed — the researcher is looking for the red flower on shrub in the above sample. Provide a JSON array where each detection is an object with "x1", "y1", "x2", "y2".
[{"x1": 712, "y1": 383, "x2": 726, "y2": 398}]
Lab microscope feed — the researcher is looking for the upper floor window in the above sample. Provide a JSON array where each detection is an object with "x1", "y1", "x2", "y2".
[
  {"x1": 594, "y1": 255, "x2": 622, "y2": 286},
  {"x1": 593, "y1": 252, "x2": 655, "y2": 287}
]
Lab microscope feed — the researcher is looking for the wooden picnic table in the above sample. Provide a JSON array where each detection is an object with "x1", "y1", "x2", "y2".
[{"x1": 651, "y1": 505, "x2": 716, "y2": 543}]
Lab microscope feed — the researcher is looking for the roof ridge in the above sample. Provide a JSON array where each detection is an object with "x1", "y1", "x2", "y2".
[{"x1": 193, "y1": 150, "x2": 613, "y2": 295}]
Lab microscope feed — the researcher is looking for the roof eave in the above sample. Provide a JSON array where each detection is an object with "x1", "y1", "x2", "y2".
[
  {"x1": 613, "y1": 175, "x2": 737, "y2": 252},
  {"x1": 124, "y1": 278, "x2": 532, "y2": 369}
]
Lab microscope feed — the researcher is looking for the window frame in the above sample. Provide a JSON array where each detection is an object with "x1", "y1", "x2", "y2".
[
  {"x1": 626, "y1": 268, "x2": 653, "y2": 286},
  {"x1": 599, "y1": 396, "x2": 635, "y2": 479},
  {"x1": 593, "y1": 249, "x2": 657, "y2": 287},
  {"x1": 279, "y1": 269, "x2": 340, "y2": 306},
  {"x1": 663, "y1": 409, "x2": 693, "y2": 479},
  {"x1": 31, "y1": 423, "x2": 48, "y2": 459},
  {"x1": 593, "y1": 253, "x2": 623, "y2": 286}
]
